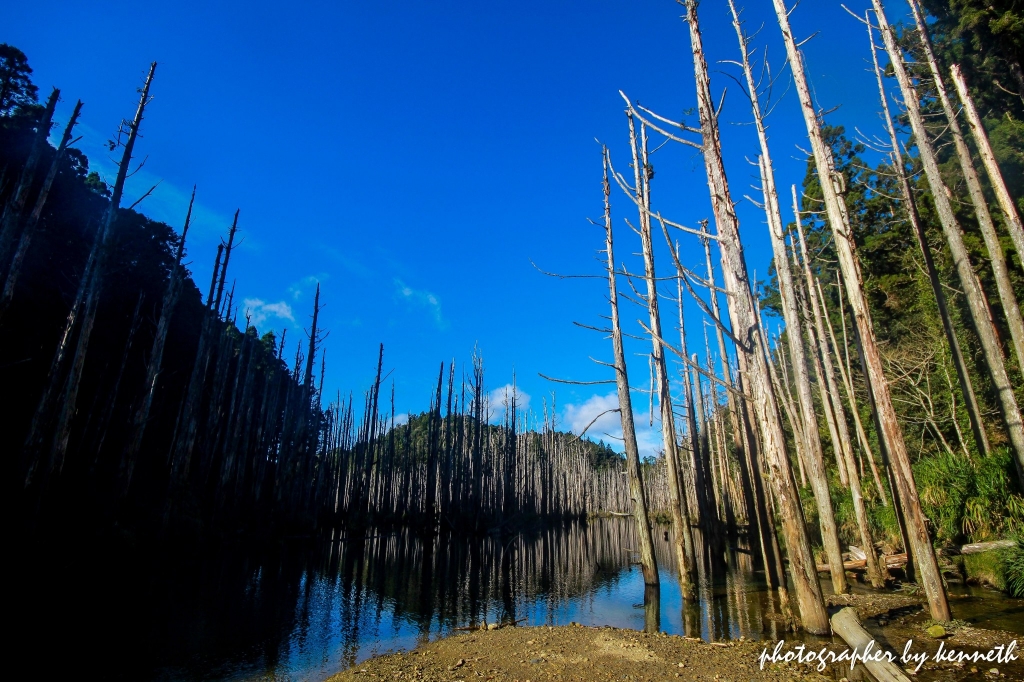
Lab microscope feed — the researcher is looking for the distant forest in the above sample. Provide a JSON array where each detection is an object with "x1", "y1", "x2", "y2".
[{"x1": 0, "y1": 47, "x2": 635, "y2": 542}]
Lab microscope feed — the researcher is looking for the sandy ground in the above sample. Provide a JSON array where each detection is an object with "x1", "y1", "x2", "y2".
[{"x1": 325, "y1": 593, "x2": 1024, "y2": 682}]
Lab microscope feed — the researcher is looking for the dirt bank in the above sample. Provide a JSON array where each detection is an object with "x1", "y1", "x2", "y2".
[{"x1": 326, "y1": 589, "x2": 1024, "y2": 682}]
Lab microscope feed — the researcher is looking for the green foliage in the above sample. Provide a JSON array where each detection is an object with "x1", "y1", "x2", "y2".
[
  {"x1": 1000, "y1": 536, "x2": 1024, "y2": 597},
  {"x1": 0, "y1": 43, "x2": 38, "y2": 115}
]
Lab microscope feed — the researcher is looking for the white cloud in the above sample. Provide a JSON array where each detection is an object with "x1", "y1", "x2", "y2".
[
  {"x1": 562, "y1": 391, "x2": 663, "y2": 460},
  {"x1": 489, "y1": 384, "x2": 531, "y2": 422},
  {"x1": 243, "y1": 298, "x2": 295, "y2": 327},
  {"x1": 394, "y1": 278, "x2": 446, "y2": 328},
  {"x1": 392, "y1": 413, "x2": 409, "y2": 427}
]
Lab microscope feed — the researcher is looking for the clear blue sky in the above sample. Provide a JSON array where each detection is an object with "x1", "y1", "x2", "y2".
[{"x1": 3, "y1": 0, "x2": 911, "y2": 455}]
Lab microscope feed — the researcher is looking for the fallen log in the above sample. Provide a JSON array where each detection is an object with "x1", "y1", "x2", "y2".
[
  {"x1": 950, "y1": 539, "x2": 1015, "y2": 555},
  {"x1": 817, "y1": 553, "x2": 907, "y2": 573},
  {"x1": 830, "y1": 607, "x2": 912, "y2": 682}
]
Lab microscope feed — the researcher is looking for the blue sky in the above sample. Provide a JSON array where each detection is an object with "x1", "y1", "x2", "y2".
[{"x1": 3, "y1": 0, "x2": 912, "y2": 455}]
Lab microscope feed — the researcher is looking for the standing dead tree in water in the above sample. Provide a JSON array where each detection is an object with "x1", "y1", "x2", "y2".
[
  {"x1": 601, "y1": 147, "x2": 659, "y2": 587},
  {"x1": 772, "y1": 0, "x2": 950, "y2": 620},
  {"x1": 872, "y1": 0, "x2": 1024, "y2": 493},
  {"x1": 725, "y1": 0, "x2": 848, "y2": 598},
  {"x1": 791, "y1": 192, "x2": 884, "y2": 589},
  {"x1": 676, "y1": 0, "x2": 828, "y2": 633},
  {"x1": 169, "y1": 211, "x2": 238, "y2": 489},
  {"x1": 864, "y1": 15, "x2": 990, "y2": 458},
  {"x1": 122, "y1": 186, "x2": 195, "y2": 492},
  {"x1": 0, "y1": 99, "x2": 83, "y2": 321},
  {"x1": 624, "y1": 109, "x2": 697, "y2": 600}
]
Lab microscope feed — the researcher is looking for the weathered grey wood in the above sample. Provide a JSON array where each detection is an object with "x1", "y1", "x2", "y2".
[
  {"x1": 906, "y1": 0, "x2": 1024, "y2": 381},
  {"x1": 602, "y1": 148, "x2": 659, "y2": 587},
  {"x1": 776, "y1": 0, "x2": 950, "y2": 621},
  {"x1": 875, "y1": 1, "x2": 1024, "y2": 493},
  {"x1": 792, "y1": 196, "x2": 884, "y2": 589},
  {"x1": 627, "y1": 112, "x2": 697, "y2": 599},
  {"x1": 686, "y1": 0, "x2": 827, "y2": 633},
  {"x1": 831, "y1": 607, "x2": 913, "y2": 682},
  {"x1": 949, "y1": 63, "x2": 1024, "y2": 273},
  {"x1": 866, "y1": 18, "x2": 991, "y2": 459}
]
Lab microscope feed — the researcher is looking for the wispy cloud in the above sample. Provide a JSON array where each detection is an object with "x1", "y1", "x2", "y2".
[
  {"x1": 489, "y1": 384, "x2": 531, "y2": 422},
  {"x1": 394, "y1": 278, "x2": 446, "y2": 328},
  {"x1": 68, "y1": 120, "x2": 233, "y2": 244},
  {"x1": 243, "y1": 298, "x2": 295, "y2": 327},
  {"x1": 562, "y1": 391, "x2": 662, "y2": 460},
  {"x1": 288, "y1": 274, "x2": 328, "y2": 301}
]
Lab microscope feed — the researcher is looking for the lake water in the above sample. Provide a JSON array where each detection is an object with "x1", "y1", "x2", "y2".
[{"x1": 19, "y1": 518, "x2": 1020, "y2": 680}]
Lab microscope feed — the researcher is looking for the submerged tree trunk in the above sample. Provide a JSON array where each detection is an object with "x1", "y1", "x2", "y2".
[
  {"x1": 603, "y1": 148, "x2": 659, "y2": 587},
  {"x1": 686, "y1": 0, "x2": 827, "y2": 633},
  {"x1": 777, "y1": 0, "x2": 949, "y2": 620},
  {"x1": 626, "y1": 112, "x2": 697, "y2": 600}
]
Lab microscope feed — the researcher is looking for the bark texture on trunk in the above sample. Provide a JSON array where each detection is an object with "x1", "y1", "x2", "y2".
[
  {"x1": 687, "y1": 0, "x2": 827, "y2": 633},
  {"x1": 776, "y1": 0, "x2": 949, "y2": 619}
]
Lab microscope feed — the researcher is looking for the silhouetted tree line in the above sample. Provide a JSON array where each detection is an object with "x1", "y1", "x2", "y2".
[{"x1": 1, "y1": 47, "x2": 638, "y2": 540}]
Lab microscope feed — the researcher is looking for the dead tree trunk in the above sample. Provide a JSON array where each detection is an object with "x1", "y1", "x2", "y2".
[
  {"x1": 122, "y1": 186, "x2": 195, "y2": 491},
  {"x1": 874, "y1": 0, "x2": 1024, "y2": 493},
  {"x1": 626, "y1": 112, "x2": 697, "y2": 600},
  {"x1": 866, "y1": 19, "x2": 990, "y2": 457},
  {"x1": 603, "y1": 148, "x2": 659, "y2": 587},
  {"x1": 685, "y1": 0, "x2": 827, "y2": 633},
  {"x1": 50, "y1": 63, "x2": 158, "y2": 476},
  {"x1": 1, "y1": 100, "x2": 83, "y2": 321},
  {"x1": 775, "y1": 0, "x2": 949, "y2": 620},
  {"x1": 949, "y1": 64, "x2": 1024, "y2": 272},
  {"x1": 906, "y1": 0, "x2": 1024, "y2": 378},
  {"x1": 751, "y1": 126, "x2": 847, "y2": 592},
  {"x1": 793, "y1": 202, "x2": 884, "y2": 589}
]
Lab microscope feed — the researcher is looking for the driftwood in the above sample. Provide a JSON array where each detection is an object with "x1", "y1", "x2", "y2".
[
  {"x1": 830, "y1": 607, "x2": 912, "y2": 682},
  {"x1": 817, "y1": 540, "x2": 1016, "y2": 572},
  {"x1": 949, "y1": 540, "x2": 1015, "y2": 555}
]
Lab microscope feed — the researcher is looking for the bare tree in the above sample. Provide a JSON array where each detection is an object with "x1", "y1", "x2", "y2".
[
  {"x1": 773, "y1": 0, "x2": 949, "y2": 620},
  {"x1": 873, "y1": 0, "x2": 1024, "y2": 492}
]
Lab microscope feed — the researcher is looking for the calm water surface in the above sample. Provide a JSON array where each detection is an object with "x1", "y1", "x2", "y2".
[{"x1": 23, "y1": 518, "x2": 1021, "y2": 681}]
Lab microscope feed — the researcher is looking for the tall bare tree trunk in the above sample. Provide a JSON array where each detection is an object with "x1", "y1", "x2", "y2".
[
  {"x1": 874, "y1": 0, "x2": 1024, "y2": 492},
  {"x1": 603, "y1": 148, "x2": 659, "y2": 587},
  {"x1": 626, "y1": 112, "x2": 697, "y2": 600},
  {"x1": 40, "y1": 64, "x2": 158, "y2": 480},
  {"x1": 685, "y1": 0, "x2": 827, "y2": 632},
  {"x1": 949, "y1": 64, "x2": 1024, "y2": 268},
  {"x1": 906, "y1": 0, "x2": 1024, "y2": 378},
  {"x1": 122, "y1": 186, "x2": 195, "y2": 491},
  {"x1": 775, "y1": 0, "x2": 949, "y2": 620},
  {"x1": 1, "y1": 100, "x2": 83, "y2": 321},
  {"x1": 866, "y1": 19, "x2": 991, "y2": 457},
  {"x1": 792, "y1": 202, "x2": 884, "y2": 589}
]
